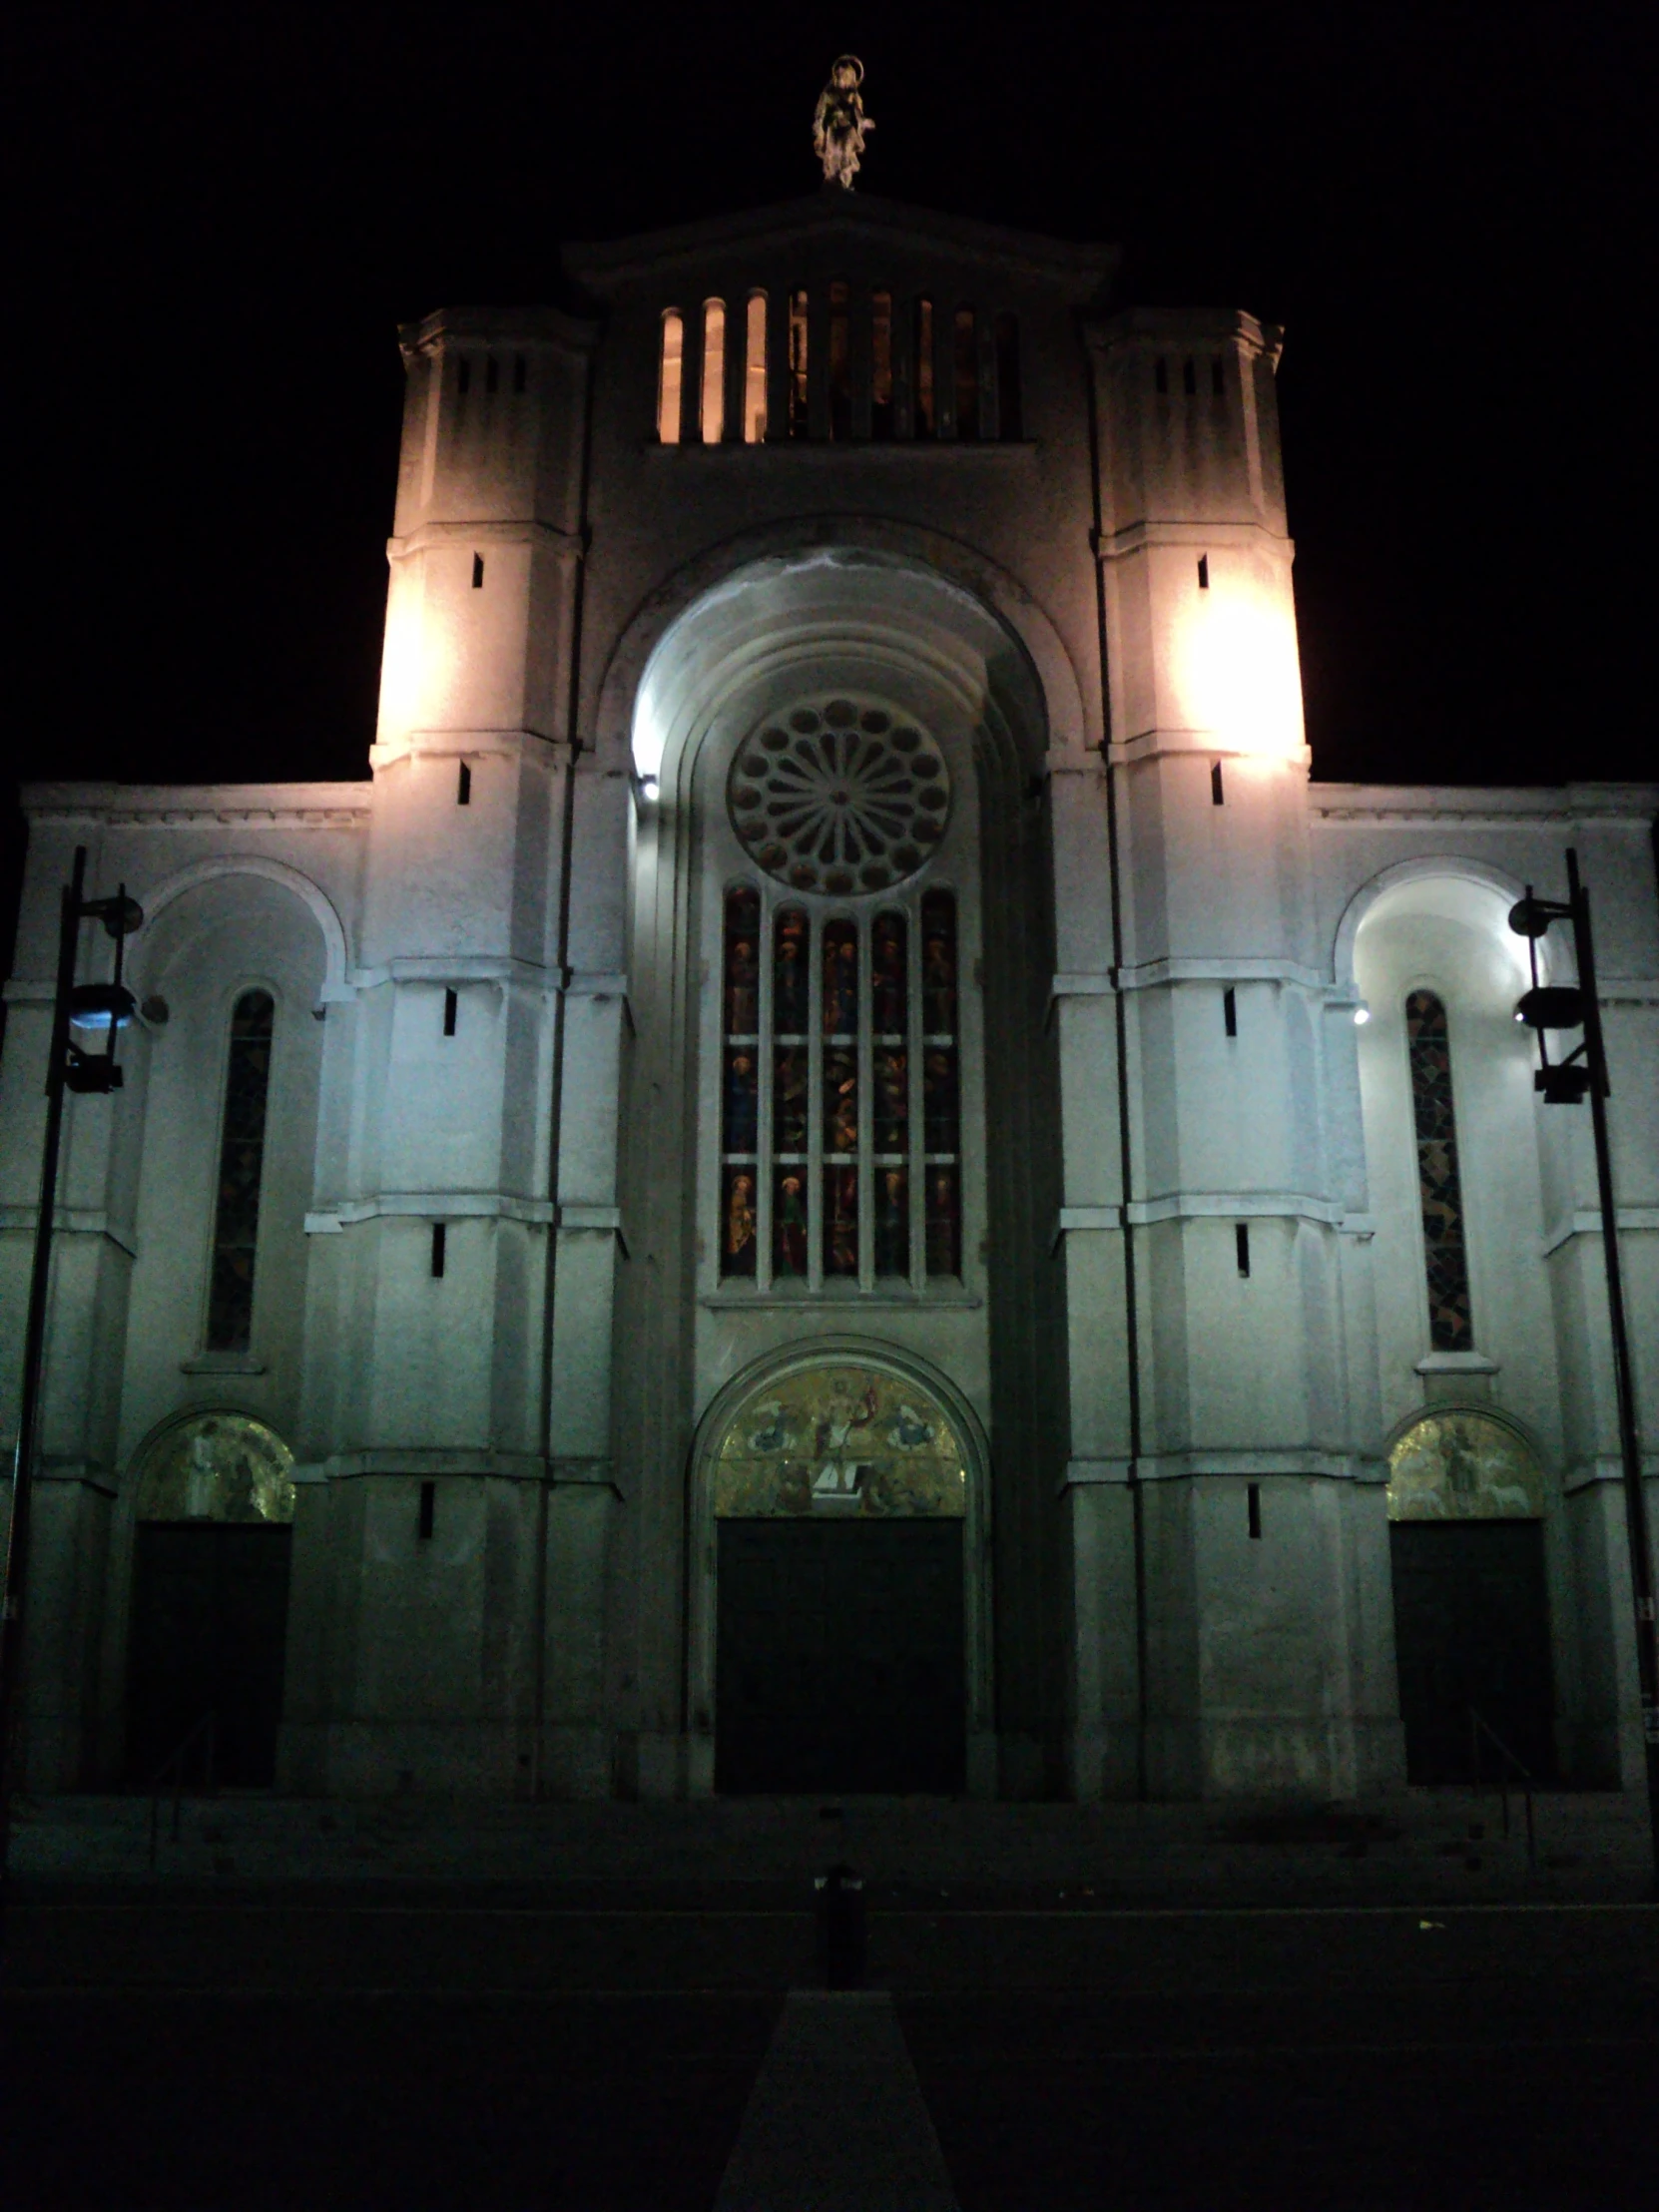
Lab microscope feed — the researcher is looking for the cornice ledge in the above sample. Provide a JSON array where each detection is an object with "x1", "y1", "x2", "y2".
[
  {"x1": 1541, "y1": 1206, "x2": 1659, "y2": 1259},
  {"x1": 388, "y1": 517, "x2": 585, "y2": 562},
  {"x1": 1116, "y1": 954, "x2": 1326, "y2": 992},
  {"x1": 304, "y1": 1192, "x2": 556, "y2": 1232}
]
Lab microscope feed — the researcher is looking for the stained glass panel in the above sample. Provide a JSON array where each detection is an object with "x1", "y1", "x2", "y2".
[
  {"x1": 723, "y1": 888, "x2": 762, "y2": 1035},
  {"x1": 925, "y1": 1166, "x2": 961, "y2": 1278},
  {"x1": 774, "y1": 1168, "x2": 809, "y2": 1277},
  {"x1": 822, "y1": 918, "x2": 858, "y2": 1036},
  {"x1": 135, "y1": 1411, "x2": 295, "y2": 1524},
  {"x1": 774, "y1": 907, "x2": 809, "y2": 1034},
  {"x1": 722, "y1": 1166, "x2": 758, "y2": 1276},
  {"x1": 1386, "y1": 1412, "x2": 1545, "y2": 1521},
  {"x1": 874, "y1": 1166, "x2": 909, "y2": 1276},
  {"x1": 824, "y1": 1164, "x2": 858, "y2": 1277},
  {"x1": 1405, "y1": 990, "x2": 1473, "y2": 1352},
  {"x1": 712, "y1": 1364, "x2": 967, "y2": 1518},
  {"x1": 206, "y1": 989, "x2": 274, "y2": 1353},
  {"x1": 872, "y1": 911, "x2": 907, "y2": 1035}
]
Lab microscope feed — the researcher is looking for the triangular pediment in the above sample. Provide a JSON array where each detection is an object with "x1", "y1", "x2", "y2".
[{"x1": 563, "y1": 193, "x2": 1118, "y2": 298}]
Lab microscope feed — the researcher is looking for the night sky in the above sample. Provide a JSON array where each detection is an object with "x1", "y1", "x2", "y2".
[{"x1": 9, "y1": 3, "x2": 1654, "y2": 951}]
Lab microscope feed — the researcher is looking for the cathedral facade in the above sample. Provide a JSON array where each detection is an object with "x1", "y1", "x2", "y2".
[{"x1": 4, "y1": 193, "x2": 1656, "y2": 1804}]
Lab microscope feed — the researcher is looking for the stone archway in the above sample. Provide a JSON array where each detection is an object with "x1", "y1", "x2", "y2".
[{"x1": 687, "y1": 1344, "x2": 993, "y2": 1797}]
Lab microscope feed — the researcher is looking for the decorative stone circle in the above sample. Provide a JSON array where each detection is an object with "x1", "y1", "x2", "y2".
[{"x1": 726, "y1": 697, "x2": 950, "y2": 895}]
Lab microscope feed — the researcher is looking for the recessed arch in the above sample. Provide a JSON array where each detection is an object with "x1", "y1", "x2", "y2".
[
  {"x1": 133, "y1": 856, "x2": 351, "y2": 1003},
  {"x1": 597, "y1": 521, "x2": 1090, "y2": 783},
  {"x1": 1333, "y1": 855, "x2": 1540, "y2": 994}
]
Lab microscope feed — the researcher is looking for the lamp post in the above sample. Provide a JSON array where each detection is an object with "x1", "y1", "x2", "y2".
[
  {"x1": 0, "y1": 845, "x2": 142, "y2": 1925},
  {"x1": 1510, "y1": 846, "x2": 1659, "y2": 1890}
]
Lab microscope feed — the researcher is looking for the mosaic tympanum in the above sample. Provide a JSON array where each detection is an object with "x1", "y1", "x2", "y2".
[
  {"x1": 712, "y1": 1364, "x2": 966, "y2": 1518},
  {"x1": 134, "y1": 1412, "x2": 295, "y2": 1524},
  {"x1": 1385, "y1": 1411, "x2": 1544, "y2": 1522}
]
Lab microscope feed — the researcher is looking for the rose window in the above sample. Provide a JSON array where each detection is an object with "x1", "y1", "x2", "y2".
[{"x1": 727, "y1": 698, "x2": 950, "y2": 894}]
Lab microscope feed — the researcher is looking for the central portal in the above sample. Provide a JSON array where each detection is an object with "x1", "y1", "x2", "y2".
[
  {"x1": 705, "y1": 1358, "x2": 974, "y2": 1796},
  {"x1": 717, "y1": 1518, "x2": 964, "y2": 1793}
]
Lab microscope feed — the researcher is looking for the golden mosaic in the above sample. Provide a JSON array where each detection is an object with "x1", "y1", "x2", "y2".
[
  {"x1": 712, "y1": 1364, "x2": 966, "y2": 1518},
  {"x1": 1385, "y1": 1411, "x2": 1544, "y2": 1522},
  {"x1": 134, "y1": 1412, "x2": 295, "y2": 1524}
]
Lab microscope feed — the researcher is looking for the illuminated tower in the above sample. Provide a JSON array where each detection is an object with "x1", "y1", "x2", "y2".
[{"x1": 1082, "y1": 310, "x2": 1396, "y2": 1797}]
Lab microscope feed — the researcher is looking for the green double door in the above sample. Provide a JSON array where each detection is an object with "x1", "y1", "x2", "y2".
[
  {"x1": 716, "y1": 1518, "x2": 966, "y2": 1795},
  {"x1": 127, "y1": 1522, "x2": 293, "y2": 1786},
  {"x1": 1389, "y1": 1520, "x2": 1553, "y2": 1784}
]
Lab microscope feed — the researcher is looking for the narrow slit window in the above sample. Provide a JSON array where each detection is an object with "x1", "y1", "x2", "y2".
[
  {"x1": 1211, "y1": 761, "x2": 1225, "y2": 806},
  {"x1": 418, "y1": 1480, "x2": 436, "y2": 1540},
  {"x1": 513, "y1": 353, "x2": 527, "y2": 394},
  {"x1": 1248, "y1": 1482, "x2": 1262, "y2": 1538},
  {"x1": 1154, "y1": 357, "x2": 1169, "y2": 395},
  {"x1": 828, "y1": 279, "x2": 851, "y2": 439},
  {"x1": 205, "y1": 989, "x2": 275, "y2": 1352},
  {"x1": 442, "y1": 988, "x2": 458, "y2": 1037},
  {"x1": 457, "y1": 761, "x2": 472, "y2": 806},
  {"x1": 922, "y1": 889, "x2": 960, "y2": 1277},
  {"x1": 1197, "y1": 554, "x2": 1210, "y2": 590},
  {"x1": 431, "y1": 1222, "x2": 447, "y2": 1279},
  {"x1": 1405, "y1": 990, "x2": 1473, "y2": 1351},
  {"x1": 1236, "y1": 1223, "x2": 1251, "y2": 1277},
  {"x1": 658, "y1": 310, "x2": 684, "y2": 444},
  {"x1": 485, "y1": 355, "x2": 499, "y2": 395},
  {"x1": 994, "y1": 313, "x2": 1022, "y2": 438},
  {"x1": 870, "y1": 289, "x2": 894, "y2": 440},
  {"x1": 700, "y1": 298, "x2": 726, "y2": 444},
  {"x1": 789, "y1": 288, "x2": 810, "y2": 437},
  {"x1": 720, "y1": 886, "x2": 762, "y2": 1279},
  {"x1": 1223, "y1": 986, "x2": 1238, "y2": 1037},
  {"x1": 1183, "y1": 356, "x2": 1197, "y2": 396},
  {"x1": 953, "y1": 307, "x2": 979, "y2": 439},
  {"x1": 914, "y1": 297, "x2": 935, "y2": 438},
  {"x1": 471, "y1": 552, "x2": 484, "y2": 589},
  {"x1": 744, "y1": 290, "x2": 768, "y2": 442}
]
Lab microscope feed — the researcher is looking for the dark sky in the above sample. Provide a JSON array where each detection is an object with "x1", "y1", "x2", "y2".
[{"x1": 10, "y1": 2, "x2": 1655, "y2": 901}]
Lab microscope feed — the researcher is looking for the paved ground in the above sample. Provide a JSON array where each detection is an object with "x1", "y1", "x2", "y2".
[{"x1": 5, "y1": 1795, "x2": 1656, "y2": 2207}]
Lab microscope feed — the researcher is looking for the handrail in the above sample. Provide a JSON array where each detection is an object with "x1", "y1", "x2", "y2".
[
  {"x1": 1468, "y1": 1705, "x2": 1535, "y2": 1870},
  {"x1": 147, "y1": 1709, "x2": 217, "y2": 1872}
]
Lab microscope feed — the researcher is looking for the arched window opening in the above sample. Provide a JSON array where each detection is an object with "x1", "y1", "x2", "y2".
[
  {"x1": 721, "y1": 887, "x2": 762, "y2": 1278},
  {"x1": 953, "y1": 308, "x2": 979, "y2": 440},
  {"x1": 206, "y1": 989, "x2": 276, "y2": 1352},
  {"x1": 828, "y1": 279, "x2": 851, "y2": 440},
  {"x1": 913, "y1": 297, "x2": 935, "y2": 438},
  {"x1": 657, "y1": 310, "x2": 683, "y2": 444},
  {"x1": 789, "y1": 288, "x2": 810, "y2": 437},
  {"x1": 870, "y1": 289, "x2": 894, "y2": 440},
  {"x1": 700, "y1": 298, "x2": 727, "y2": 444},
  {"x1": 744, "y1": 290, "x2": 768, "y2": 442},
  {"x1": 994, "y1": 313, "x2": 1022, "y2": 439},
  {"x1": 1405, "y1": 989, "x2": 1473, "y2": 1351},
  {"x1": 921, "y1": 891, "x2": 960, "y2": 1275}
]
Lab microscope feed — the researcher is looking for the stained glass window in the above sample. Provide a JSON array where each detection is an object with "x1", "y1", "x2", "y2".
[
  {"x1": 720, "y1": 887, "x2": 762, "y2": 1278},
  {"x1": 1405, "y1": 989, "x2": 1472, "y2": 1352},
  {"x1": 206, "y1": 989, "x2": 275, "y2": 1352},
  {"x1": 718, "y1": 875, "x2": 962, "y2": 1285}
]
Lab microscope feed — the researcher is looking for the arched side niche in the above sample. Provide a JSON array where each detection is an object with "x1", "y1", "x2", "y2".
[
  {"x1": 133, "y1": 1410, "x2": 295, "y2": 1524},
  {"x1": 1385, "y1": 1409, "x2": 1546, "y2": 1522},
  {"x1": 685, "y1": 1340, "x2": 994, "y2": 1793}
]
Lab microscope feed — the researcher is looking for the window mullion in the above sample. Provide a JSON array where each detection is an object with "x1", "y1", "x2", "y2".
[
  {"x1": 756, "y1": 894, "x2": 774, "y2": 1291},
  {"x1": 807, "y1": 911, "x2": 824, "y2": 1292}
]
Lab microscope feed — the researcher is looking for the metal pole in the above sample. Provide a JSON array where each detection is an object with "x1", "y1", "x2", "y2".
[
  {"x1": 1565, "y1": 847, "x2": 1659, "y2": 1889},
  {"x1": 0, "y1": 845, "x2": 87, "y2": 1922}
]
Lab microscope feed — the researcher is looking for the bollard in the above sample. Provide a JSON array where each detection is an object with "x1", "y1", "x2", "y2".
[{"x1": 815, "y1": 1862, "x2": 866, "y2": 1988}]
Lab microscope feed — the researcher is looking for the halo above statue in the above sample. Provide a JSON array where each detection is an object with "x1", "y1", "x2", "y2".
[{"x1": 814, "y1": 55, "x2": 874, "y2": 191}]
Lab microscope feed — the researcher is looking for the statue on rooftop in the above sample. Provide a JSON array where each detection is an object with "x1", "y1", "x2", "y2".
[{"x1": 814, "y1": 55, "x2": 873, "y2": 190}]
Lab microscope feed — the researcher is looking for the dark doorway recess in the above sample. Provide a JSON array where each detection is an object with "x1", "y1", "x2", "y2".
[
  {"x1": 716, "y1": 1519, "x2": 965, "y2": 1794},
  {"x1": 127, "y1": 1523, "x2": 292, "y2": 1785},
  {"x1": 1389, "y1": 1520, "x2": 1554, "y2": 1784}
]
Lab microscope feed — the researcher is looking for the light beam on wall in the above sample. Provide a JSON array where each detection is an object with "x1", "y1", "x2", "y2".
[{"x1": 1177, "y1": 566, "x2": 1306, "y2": 759}]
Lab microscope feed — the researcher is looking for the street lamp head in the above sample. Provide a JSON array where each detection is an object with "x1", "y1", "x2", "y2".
[
  {"x1": 85, "y1": 893, "x2": 145, "y2": 940},
  {"x1": 67, "y1": 982, "x2": 138, "y2": 1033},
  {"x1": 1507, "y1": 896, "x2": 1555, "y2": 939},
  {"x1": 1514, "y1": 985, "x2": 1585, "y2": 1031},
  {"x1": 1535, "y1": 1063, "x2": 1593, "y2": 1105}
]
